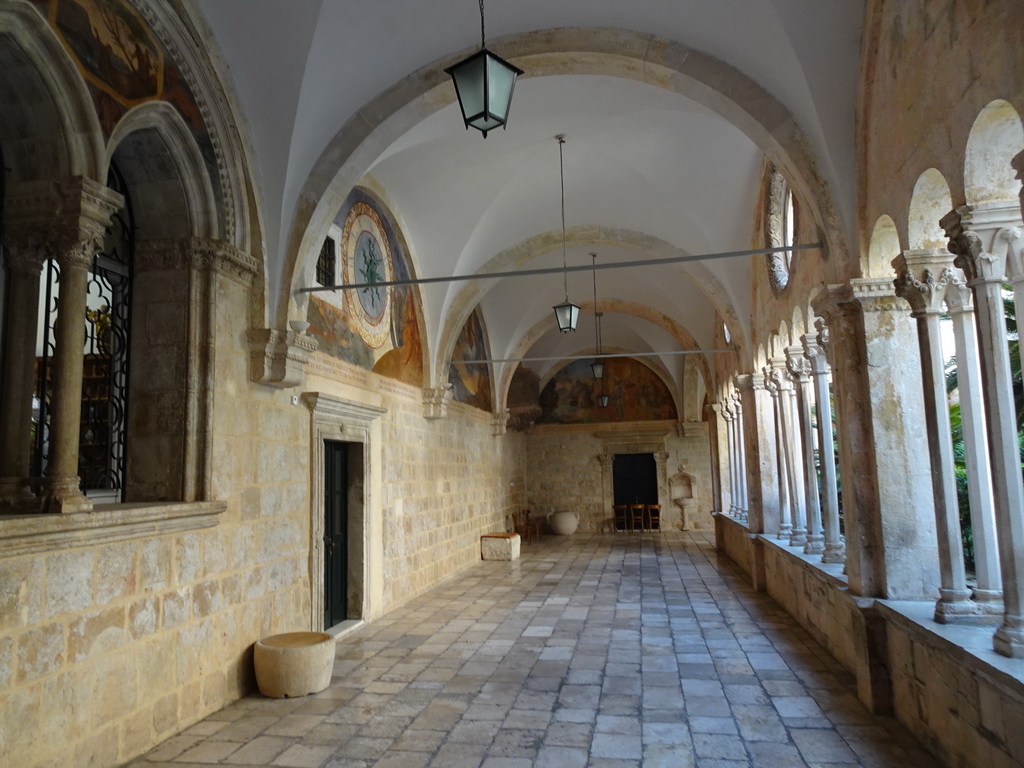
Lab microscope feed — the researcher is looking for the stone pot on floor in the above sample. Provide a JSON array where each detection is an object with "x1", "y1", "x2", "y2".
[
  {"x1": 547, "y1": 510, "x2": 579, "y2": 535},
  {"x1": 254, "y1": 631, "x2": 335, "y2": 697}
]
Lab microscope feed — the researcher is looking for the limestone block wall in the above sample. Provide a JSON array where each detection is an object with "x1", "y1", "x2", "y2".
[
  {"x1": 0, "y1": 271, "x2": 314, "y2": 768},
  {"x1": 524, "y1": 421, "x2": 713, "y2": 532},
  {"x1": 378, "y1": 398, "x2": 527, "y2": 609}
]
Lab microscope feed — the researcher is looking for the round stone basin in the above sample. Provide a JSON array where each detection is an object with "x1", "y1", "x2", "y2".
[{"x1": 254, "y1": 631, "x2": 335, "y2": 698}]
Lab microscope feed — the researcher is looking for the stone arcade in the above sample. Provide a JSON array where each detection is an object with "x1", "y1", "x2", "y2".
[{"x1": 0, "y1": 1, "x2": 1023, "y2": 767}]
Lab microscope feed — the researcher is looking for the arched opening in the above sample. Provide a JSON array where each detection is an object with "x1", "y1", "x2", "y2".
[{"x1": 965, "y1": 100, "x2": 1024, "y2": 205}]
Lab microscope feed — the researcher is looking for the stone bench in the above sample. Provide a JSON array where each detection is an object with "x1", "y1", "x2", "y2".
[
  {"x1": 481, "y1": 532, "x2": 520, "y2": 561},
  {"x1": 253, "y1": 631, "x2": 335, "y2": 698}
]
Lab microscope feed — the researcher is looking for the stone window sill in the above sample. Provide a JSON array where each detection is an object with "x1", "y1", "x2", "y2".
[{"x1": 0, "y1": 500, "x2": 226, "y2": 559}]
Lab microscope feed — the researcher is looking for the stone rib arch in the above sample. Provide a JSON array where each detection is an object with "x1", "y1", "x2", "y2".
[
  {"x1": 435, "y1": 226, "x2": 743, "y2": 392},
  {"x1": 0, "y1": 0, "x2": 104, "y2": 183},
  {"x1": 908, "y1": 169, "x2": 953, "y2": 250},
  {"x1": 864, "y1": 214, "x2": 903, "y2": 279},
  {"x1": 106, "y1": 101, "x2": 219, "y2": 241},
  {"x1": 965, "y1": 99, "x2": 1024, "y2": 206},
  {"x1": 492, "y1": 298, "x2": 708, "y2": 417},
  {"x1": 279, "y1": 27, "x2": 848, "y2": 332}
]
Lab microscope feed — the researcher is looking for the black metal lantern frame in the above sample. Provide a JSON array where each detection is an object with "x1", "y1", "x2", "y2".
[
  {"x1": 552, "y1": 135, "x2": 579, "y2": 332},
  {"x1": 444, "y1": 0, "x2": 523, "y2": 138}
]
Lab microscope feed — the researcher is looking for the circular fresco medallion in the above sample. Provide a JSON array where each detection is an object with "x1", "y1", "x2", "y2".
[{"x1": 341, "y1": 202, "x2": 394, "y2": 348}]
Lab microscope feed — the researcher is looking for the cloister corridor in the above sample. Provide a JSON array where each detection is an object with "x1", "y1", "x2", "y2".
[{"x1": 127, "y1": 533, "x2": 935, "y2": 768}]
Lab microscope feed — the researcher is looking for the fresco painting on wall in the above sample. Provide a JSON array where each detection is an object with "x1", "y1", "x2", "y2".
[
  {"x1": 448, "y1": 308, "x2": 492, "y2": 412},
  {"x1": 307, "y1": 190, "x2": 425, "y2": 388},
  {"x1": 538, "y1": 357, "x2": 677, "y2": 424}
]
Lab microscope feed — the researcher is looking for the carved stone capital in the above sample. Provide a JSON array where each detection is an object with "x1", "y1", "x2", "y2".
[
  {"x1": 768, "y1": 359, "x2": 793, "y2": 391},
  {"x1": 247, "y1": 327, "x2": 319, "y2": 388},
  {"x1": 802, "y1": 332, "x2": 830, "y2": 376},
  {"x1": 942, "y1": 204, "x2": 1024, "y2": 285},
  {"x1": 50, "y1": 177, "x2": 124, "y2": 270},
  {"x1": 597, "y1": 453, "x2": 613, "y2": 468},
  {"x1": 654, "y1": 451, "x2": 670, "y2": 467},
  {"x1": 2, "y1": 224, "x2": 49, "y2": 274},
  {"x1": 892, "y1": 250, "x2": 961, "y2": 316},
  {"x1": 785, "y1": 347, "x2": 811, "y2": 381},
  {"x1": 422, "y1": 385, "x2": 453, "y2": 420}
]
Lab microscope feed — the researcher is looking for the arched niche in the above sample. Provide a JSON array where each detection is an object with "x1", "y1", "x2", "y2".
[
  {"x1": 965, "y1": 99, "x2": 1024, "y2": 206},
  {"x1": 864, "y1": 214, "x2": 902, "y2": 278},
  {"x1": 908, "y1": 168, "x2": 953, "y2": 250}
]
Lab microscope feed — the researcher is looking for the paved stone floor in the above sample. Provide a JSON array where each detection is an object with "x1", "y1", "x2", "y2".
[{"x1": 129, "y1": 532, "x2": 938, "y2": 768}]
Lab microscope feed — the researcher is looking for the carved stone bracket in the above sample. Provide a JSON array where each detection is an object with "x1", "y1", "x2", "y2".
[
  {"x1": 422, "y1": 385, "x2": 454, "y2": 420},
  {"x1": 491, "y1": 409, "x2": 510, "y2": 436},
  {"x1": 892, "y1": 250, "x2": 961, "y2": 316},
  {"x1": 248, "y1": 328, "x2": 319, "y2": 388}
]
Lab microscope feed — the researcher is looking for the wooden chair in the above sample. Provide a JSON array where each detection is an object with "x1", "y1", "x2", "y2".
[
  {"x1": 629, "y1": 504, "x2": 645, "y2": 532},
  {"x1": 646, "y1": 504, "x2": 662, "y2": 531},
  {"x1": 513, "y1": 509, "x2": 542, "y2": 544},
  {"x1": 613, "y1": 505, "x2": 628, "y2": 532}
]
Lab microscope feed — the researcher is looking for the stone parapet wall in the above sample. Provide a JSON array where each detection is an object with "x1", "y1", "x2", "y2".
[{"x1": 717, "y1": 523, "x2": 1024, "y2": 768}]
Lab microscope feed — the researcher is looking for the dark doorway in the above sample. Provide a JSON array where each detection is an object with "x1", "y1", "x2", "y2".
[
  {"x1": 324, "y1": 440, "x2": 348, "y2": 629},
  {"x1": 613, "y1": 453, "x2": 658, "y2": 507}
]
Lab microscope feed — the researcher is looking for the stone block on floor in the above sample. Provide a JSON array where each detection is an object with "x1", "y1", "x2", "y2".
[{"x1": 481, "y1": 533, "x2": 521, "y2": 561}]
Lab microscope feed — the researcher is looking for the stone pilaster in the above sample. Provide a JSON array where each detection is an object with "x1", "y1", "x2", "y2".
[
  {"x1": 708, "y1": 403, "x2": 730, "y2": 514},
  {"x1": 803, "y1": 330, "x2": 844, "y2": 564},
  {"x1": 0, "y1": 221, "x2": 48, "y2": 507},
  {"x1": 491, "y1": 410, "x2": 510, "y2": 436},
  {"x1": 893, "y1": 250, "x2": 974, "y2": 622},
  {"x1": 763, "y1": 367, "x2": 793, "y2": 539},
  {"x1": 40, "y1": 178, "x2": 124, "y2": 514},
  {"x1": 944, "y1": 279, "x2": 1001, "y2": 605},
  {"x1": 721, "y1": 402, "x2": 737, "y2": 516},
  {"x1": 787, "y1": 348, "x2": 824, "y2": 555},
  {"x1": 813, "y1": 280, "x2": 938, "y2": 599},
  {"x1": 771, "y1": 357, "x2": 805, "y2": 545},
  {"x1": 944, "y1": 204, "x2": 1024, "y2": 656}
]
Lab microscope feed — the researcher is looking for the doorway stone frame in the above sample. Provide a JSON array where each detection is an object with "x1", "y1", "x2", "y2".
[
  {"x1": 594, "y1": 424, "x2": 672, "y2": 529},
  {"x1": 303, "y1": 392, "x2": 386, "y2": 632}
]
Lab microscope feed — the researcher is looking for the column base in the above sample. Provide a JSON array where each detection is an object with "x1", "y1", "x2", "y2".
[
  {"x1": 789, "y1": 530, "x2": 807, "y2": 547},
  {"x1": 972, "y1": 588, "x2": 1004, "y2": 604},
  {"x1": 803, "y1": 535, "x2": 825, "y2": 555},
  {"x1": 994, "y1": 621, "x2": 1024, "y2": 658},
  {"x1": 0, "y1": 476, "x2": 36, "y2": 507},
  {"x1": 934, "y1": 593, "x2": 1002, "y2": 626},
  {"x1": 39, "y1": 476, "x2": 93, "y2": 514},
  {"x1": 777, "y1": 525, "x2": 792, "y2": 540},
  {"x1": 821, "y1": 545, "x2": 846, "y2": 564}
]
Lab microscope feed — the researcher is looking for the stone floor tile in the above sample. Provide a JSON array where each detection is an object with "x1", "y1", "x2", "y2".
[
  {"x1": 271, "y1": 743, "x2": 336, "y2": 767},
  {"x1": 137, "y1": 534, "x2": 941, "y2": 768}
]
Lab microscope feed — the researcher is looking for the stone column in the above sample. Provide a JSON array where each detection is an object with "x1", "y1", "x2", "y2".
[
  {"x1": 764, "y1": 367, "x2": 793, "y2": 539},
  {"x1": 39, "y1": 179, "x2": 123, "y2": 514},
  {"x1": 813, "y1": 280, "x2": 938, "y2": 599},
  {"x1": 722, "y1": 401, "x2": 738, "y2": 516},
  {"x1": 731, "y1": 389, "x2": 749, "y2": 522},
  {"x1": 0, "y1": 225, "x2": 47, "y2": 506},
  {"x1": 944, "y1": 204, "x2": 1024, "y2": 656},
  {"x1": 893, "y1": 251, "x2": 974, "y2": 622},
  {"x1": 804, "y1": 328, "x2": 844, "y2": 564},
  {"x1": 771, "y1": 358, "x2": 805, "y2": 546},
  {"x1": 787, "y1": 348, "x2": 824, "y2": 555},
  {"x1": 737, "y1": 372, "x2": 779, "y2": 536},
  {"x1": 946, "y1": 272, "x2": 1002, "y2": 606},
  {"x1": 708, "y1": 403, "x2": 729, "y2": 514}
]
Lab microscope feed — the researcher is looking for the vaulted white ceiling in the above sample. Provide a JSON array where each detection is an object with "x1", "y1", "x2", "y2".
[{"x1": 193, "y1": 0, "x2": 863, "y2": 396}]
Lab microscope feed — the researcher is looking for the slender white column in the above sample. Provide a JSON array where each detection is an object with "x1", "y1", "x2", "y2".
[
  {"x1": 733, "y1": 392, "x2": 749, "y2": 521},
  {"x1": 804, "y1": 328, "x2": 845, "y2": 564},
  {"x1": 772, "y1": 358, "x2": 806, "y2": 546},
  {"x1": 788, "y1": 348, "x2": 824, "y2": 555},
  {"x1": 764, "y1": 366, "x2": 793, "y2": 538},
  {"x1": 723, "y1": 402, "x2": 738, "y2": 516},
  {"x1": 945, "y1": 281, "x2": 1001, "y2": 605},
  {"x1": 709, "y1": 403, "x2": 729, "y2": 514},
  {"x1": 894, "y1": 251, "x2": 974, "y2": 622},
  {"x1": 944, "y1": 205, "x2": 1024, "y2": 656}
]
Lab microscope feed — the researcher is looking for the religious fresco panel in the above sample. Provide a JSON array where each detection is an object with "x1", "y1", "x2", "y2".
[
  {"x1": 537, "y1": 357, "x2": 677, "y2": 424},
  {"x1": 448, "y1": 308, "x2": 492, "y2": 412},
  {"x1": 307, "y1": 189, "x2": 424, "y2": 388}
]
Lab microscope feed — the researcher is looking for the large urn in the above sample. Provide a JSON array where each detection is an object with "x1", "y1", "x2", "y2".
[{"x1": 548, "y1": 510, "x2": 579, "y2": 535}]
